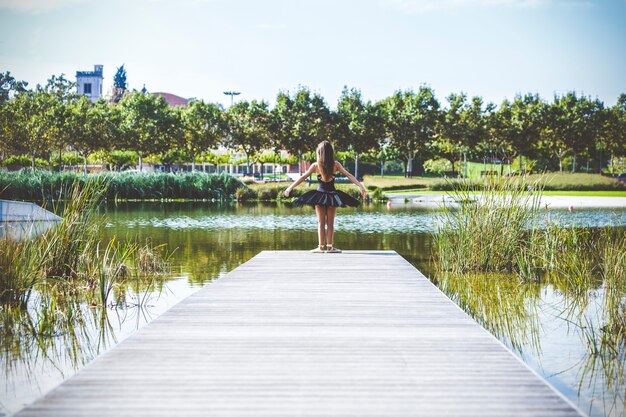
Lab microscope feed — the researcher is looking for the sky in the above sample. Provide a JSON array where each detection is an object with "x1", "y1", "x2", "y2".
[{"x1": 0, "y1": 0, "x2": 625, "y2": 109}]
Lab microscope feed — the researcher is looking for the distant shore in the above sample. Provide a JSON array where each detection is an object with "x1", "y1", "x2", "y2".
[{"x1": 387, "y1": 193, "x2": 626, "y2": 209}]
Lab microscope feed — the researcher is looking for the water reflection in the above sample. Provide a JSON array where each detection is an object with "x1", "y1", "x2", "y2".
[
  {"x1": 0, "y1": 278, "x2": 200, "y2": 415},
  {"x1": 0, "y1": 221, "x2": 58, "y2": 240}
]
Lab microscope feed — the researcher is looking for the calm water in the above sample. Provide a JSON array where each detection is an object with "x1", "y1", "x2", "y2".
[{"x1": 1, "y1": 202, "x2": 625, "y2": 416}]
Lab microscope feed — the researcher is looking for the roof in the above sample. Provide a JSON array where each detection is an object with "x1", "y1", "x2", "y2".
[
  {"x1": 76, "y1": 71, "x2": 103, "y2": 77},
  {"x1": 152, "y1": 92, "x2": 189, "y2": 107}
]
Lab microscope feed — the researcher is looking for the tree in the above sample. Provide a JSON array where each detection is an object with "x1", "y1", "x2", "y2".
[
  {"x1": 226, "y1": 100, "x2": 271, "y2": 174},
  {"x1": 336, "y1": 86, "x2": 385, "y2": 178},
  {"x1": 183, "y1": 100, "x2": 226, "y2": 171},
  {"x1": 44, "y1": 75, "x2": 80, "y2": 165},
  {"x1": 7, "y1": 90, "x2": 52, "y2": 168},
  {"x1": 0, "y1": 72, "x2": 27, "y2": 160},
  {"x1": 0, "y1": 71, "x2": 28, "y2": 104},
  {"x1": 4, "y1": 75, "x2": 76, "y2": 169},
  {"x1": 380, "y1": 87, "x2": 440, "y2": 177},
  {"x1": 539, "y1": 92, "x2": 602, "y2": 172},
  {"x1": 598, "y1": 94, "x2": 626, "y2": 174},
  {"x1": 65, "y1": 97, "x2": 113, "y2": 172},
  {"x1": 112, "y1": 65, "x2": 127, "y2": 103},
  {"x1": 119, "y1": 91, "x2": 176, "y2": 171},
  {"x1": 487, "y1": 94, "x2": 543, "y2": 174},
  {"x1": 435, "y1": 93, "x2": 487, "y2": 176},
  {"x1": 273, "y1": 87, "x2": 332, "y2": 174}
]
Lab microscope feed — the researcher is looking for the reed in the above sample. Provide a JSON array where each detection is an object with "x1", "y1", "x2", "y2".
[
  {"x1": 0, "y1": 170, "x2": 244, "y2": 201},
  {"x1": 1, "y1": 179, "x2": 174, "y2": 382},
  {"x1": 434, "y1": 175, "x2": 543, "y2": 274},
  {"x1": 433, "y1": 175, "x2": 626, "y2": 389}
]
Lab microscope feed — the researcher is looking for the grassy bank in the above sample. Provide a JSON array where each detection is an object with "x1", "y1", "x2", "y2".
[
  {"x1": 430, "y1": 173, "x2": 626, "y2": 192},
  {"x1": 363, "y1": 175, "x2": 435, "y2": 192},
  {"x1": 364, "y1": 172, "x2": 625, "y2": 194},
  {"x1": 0, "y1": 170, "x2": 244, "y2": 201}
]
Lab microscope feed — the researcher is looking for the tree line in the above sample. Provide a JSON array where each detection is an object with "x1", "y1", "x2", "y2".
[{"x1": 1, "y1": 71, "x2": 625, "y2": 177}]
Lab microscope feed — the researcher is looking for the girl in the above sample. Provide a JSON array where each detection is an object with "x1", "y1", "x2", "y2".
[{"x1": 284, "y1": 141, "x2": 367, "y2": 253}]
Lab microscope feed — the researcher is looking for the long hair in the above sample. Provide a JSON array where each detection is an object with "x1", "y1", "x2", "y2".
[{"x1": 316, "y1": 141, "x2": 335, "y2": 180}]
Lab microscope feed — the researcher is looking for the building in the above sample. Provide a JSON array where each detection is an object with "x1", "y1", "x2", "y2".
[
  {"x1": 76, "y1": 65, "x2": 103, "y2": 102},
  {"x1": 152, "y1": 92, "x2": 189, "y2": 107}
]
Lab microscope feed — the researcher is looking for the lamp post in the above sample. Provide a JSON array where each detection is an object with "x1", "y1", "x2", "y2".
[{"x1": 223, "y1": 91, "x2": 240, "y2": 106}]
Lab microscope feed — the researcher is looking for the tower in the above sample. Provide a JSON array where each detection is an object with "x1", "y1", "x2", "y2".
[{"x1": 76, "y1": 65, "x2": 103, "y2": 102}]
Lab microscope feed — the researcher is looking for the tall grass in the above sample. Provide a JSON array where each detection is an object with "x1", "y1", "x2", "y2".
[
  {"x1": 0, "y1": 170, "x2": 244, "y2": 201},
  {"x1": 433, "y1": 174, "x2": 626, "y2": 385},
  {"x1": 0, "y1": 179, "x2": 170, "y2": 306},
  {"x1": 1, "y1": 179, "x2": 173, "y2": 384},
  {"x1": 434, "y1": 176, "x2": 543, "y2": 273}
]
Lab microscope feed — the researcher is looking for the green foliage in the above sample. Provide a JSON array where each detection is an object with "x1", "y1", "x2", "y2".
[
  {"x1": 119, "y1": 91, "x2": 182, "y2": 170},
  {"x1": 92, "y1": 150, "x2": 138, "y2": 170},
  {"x1": 272, "y1": 87, "x2": 333, "y2": 161},
  {"x1": 112, "y1": 64, "x2": 127, "y2": 103},
  {"x1": 0, "y1": 180, "x2": 171, "y2": 361},
  {"x1": 430, "y1": 173, "x2": 626, "y2": 191},
  {"x1": 369, "y1": 186, "x2": 387, "y2": 201},
  {"x1": 433, "y1": 176, "x2": 626, "y2": 293},
  {"x1": 380, "y1": 87, "x2": 440, "y2": 176},
  {"x1": 235, "y1": 186, "x2": 257, "y2": 202},
  {"x1": 183, "y1": 100, "x2": 226, "y2": 166},
  {"x1": 434, "y1": 176, "x2": 543, "y2": 273},
  {"x1": 1, "y1": 155, "x2": 48, "y2": 168},
  {"x1": 0, "y1": 71, "x2": 28, "y2": 104},
  {"x1": 424, "y1": 158, "x2": 453, "y2": 175},
  {"x1": 1, "y1": 70, "x2": 625, "y2": 180},
  {"x1": 226, "y1": 100, "x2": 271, "y2": 168},
  {"x1": 59, "y1": 152, "x2": 83, "y2": 166},
  {"x1": 336, "y1": 87, "x2": 385, "y2": 178},
  {"x1": 609, "y1": 157, "x2": 626, "y2": 174},
  {"x1": 0, "y1": 170, "x2": 244, "y2": 201}
]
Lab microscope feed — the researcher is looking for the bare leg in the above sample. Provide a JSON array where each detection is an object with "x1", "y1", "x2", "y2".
[
  {"x1": 314, "y1": 205, "x2": 327, "y2": 252},
  {"x1": 325, "y1": 206, "x2": 341, "y2": 253}
]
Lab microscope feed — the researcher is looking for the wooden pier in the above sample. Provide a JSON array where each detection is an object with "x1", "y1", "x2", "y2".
[{"x1": 15, "y1": 251, "x2": 583, "y2": 416}]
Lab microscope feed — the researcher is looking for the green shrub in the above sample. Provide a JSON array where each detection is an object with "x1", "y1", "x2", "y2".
[
  {"x1": 424, "y1": 158, "x2": 453, "y2": 175},
  {"x1": 369, "y1": 187, "x2": 388, "y2": 201},
  {"x1": 235, "y1": 187, "x2": 257, "y2": 202},
  {"x1": 1, "y1": 155, "x2": 48, "y2": 169}
]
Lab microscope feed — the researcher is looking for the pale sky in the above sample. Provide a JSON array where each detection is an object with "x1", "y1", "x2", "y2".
[{"x1": 1, "y1": 0, "x2": 624, "y2": 108}]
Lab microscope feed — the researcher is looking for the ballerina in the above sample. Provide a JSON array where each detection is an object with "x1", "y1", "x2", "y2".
[{"x1": 284, "y1": 140, "x2": 367, "y2": 253}]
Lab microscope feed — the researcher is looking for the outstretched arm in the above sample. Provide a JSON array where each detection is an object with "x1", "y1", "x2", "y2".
[
  {"x1": 335, "y1": 162, "x2": 367, "y2": 200},
  {"x1": 284, "y1": 163, "x2": 317, "y2": 197}
]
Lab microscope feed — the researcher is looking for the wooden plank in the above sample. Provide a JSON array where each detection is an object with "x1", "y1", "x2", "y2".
[{"x1": 14, "y1": 251, "x2": 584, "y2": 417}]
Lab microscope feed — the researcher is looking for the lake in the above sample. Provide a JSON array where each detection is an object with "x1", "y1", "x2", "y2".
[{"x1": 1, "y1": 202, "x2": 625, "y2": 416}]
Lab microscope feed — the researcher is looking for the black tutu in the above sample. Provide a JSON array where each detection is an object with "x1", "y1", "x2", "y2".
[
  {"x1": 293, "y1": 176, "x2": 360, "y2": 207},
  {"x1": 294, "y1": 189, "x2": 360, "y2": 207}
]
